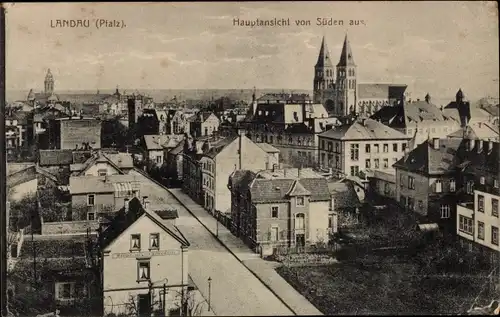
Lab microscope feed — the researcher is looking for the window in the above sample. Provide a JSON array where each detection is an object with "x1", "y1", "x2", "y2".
[
  {"x1": 55, "y1": 282, "x2": 76, "y2": 301},
  {"x1": 408, "y1": 176, "x2": 415, "y2": 189},
  {"x1": 335, "y1": 155, "x2": 340, "y2": 168},
  {"x1": 131, "y1": 234, "x2": 141, "y2": 251},
  {"x1": 383, "y1": 144, "x2": 389, "y2": 153},
  {"x1": 478, "y1": 195, "x2": 485, "y2": 212},
  {"x1": 149, "y1": 233, "x2": 159, "y2": 250},
  {"x1": 435, "y1": 180, "x2": 442, "y2": 193},
  {"x1": 321, "y1": 140, "x2": 325, "y2": 150},
  {"x1": 271, "y1": 206, "x2": 279, "y2": 218},
  {"x1": 495, "y1": 179, "x2": 499, "y2": 188},
  {"x1": 374, "y1": 159, "x2": 379, "y2": 169},
  {"x1": 98, "y1": 169, "x2": 107, "y2": 176},
  {"x1": 87, "y1": 212, "x2": 95, "y2": 221},
  {"x1": 400, "y1": 174, "x2": 405, "y2": 188},
  {"x1": 374, "y1": 144, "x2": 380, "y2": 153},
  {"x1": 393, "y1": 143, "x2": 398, "y2": 152},
  {"x1": 493, "y1": 199, "x2": 499, "y2": 217},
  {"x1": 270, "y1": 227, "x2": 279, "y2": 242},
  {"x1": 350, "y1": 166, "x2": 359, "y2": 176},
  {"x1": 440, "y1": 205, "x2": 450, "y2": 219},
  {"x1": 480, "y1": 176, "x2": 485, "y2": 185},
  {"x1": 296, "y1": 196, "x2": 305, "y2": 207},
  {"x1": 87, "y1": 194, "x2": 95, "y2": 206},
  {"x1": 384, "y1": 183, "x2": 390, "y2": 194},
  {"x1": 350, "y1": 144, "x2": 359, "y2": 161},
  {"x1": 327, "y1": 142, "x2": 333, "y2": 152},
  {"x1": 383, "y1": 158, "x2": 389, "y2": 169},
  {"x1": 335, "y1": 143, "x2": 340, "y2": 153},
  {"x1": 450, "y1": 179, "x2": 456, "y2": 192},
  {"x1": 478, "y1": 221, "x2": 485, "y2": 240},
  {"x1": 402, "y1": 143, "x2": 407, "y2": 151},
  {"x1": 418, "y1": 200, "x2": 423, "y2": 209},
  {"x1": 408, "y1": 197, "x2": 415, "y2": 211},
  {"x1": 365, "y1": 159, "x2": 371, "y2": 168},
  {"x1": 492, "y1": 226, "x2": 499, "y2": 246},
  {"x1": 295, "y1": 213, "x2": 305, "y2": 230},
  {"x1": 467, "y1": 181, "x2": 474, "y2": 194},
  {"x1": 330, "y1": 197, "x2": 335, "y2": 210},
  {"x1": 137, "y1": 261, "x2": 151, "y2": 281},
  {"x1": 459, "y1": 215, "x2": 473, "y2": 235},
  {"x1": 365, "y1": 144, "x2": 371, "y2": 153}
]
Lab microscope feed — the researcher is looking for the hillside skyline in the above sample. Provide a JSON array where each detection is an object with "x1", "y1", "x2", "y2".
[{"x1": 5, "y1": 2, "x2": 499, "y2": 102}]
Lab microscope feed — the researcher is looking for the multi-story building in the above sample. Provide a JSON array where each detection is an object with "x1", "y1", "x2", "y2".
[
  {"x1": 456, "y1": 141, "x2": 499, "y2": 264},
  {"x1": 48, "y1": 117, "x2": 102, "y2": 150},
  {"x1": 318, "y1": 117, "x2": 411, "y2": 178},
  {"x1": 101, "y1": 197, "x2": 190, "y2": 316},
  {"x1": 243, "y1": 93, "x2": 339, "y2": 167},
  {"x1": 371, "y1": 92, "x2": 461, "y2": 146},
  {"x1": 228, "y1": 167, "x2": 332, "y2": 256},
  {"x1": 5, "y1": 111, "x2": 29, "y2": 153},
  {"x1": 142, "y1": 134, "x2": 185, "y2": 167},
  {"x1": 447, "y1": 121, "x2": 499, "y2": 142},
  {"x1": 395, "y1": 137, "x2": 499, "y2": 234},
  {"x1": 313, "y1": 35, "x2": 407, "y2": 117},
  {"x1": 198, "y1": 132, "x2": 277, "y2": 214},
  {"x1": 189, "y1": 112, "x2": 220, "y2": 137}
]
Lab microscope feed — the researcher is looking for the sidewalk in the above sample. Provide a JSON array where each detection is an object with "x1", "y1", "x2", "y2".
[{"x1": 169, "y1": 189, "x2": 324, "y2": 316}]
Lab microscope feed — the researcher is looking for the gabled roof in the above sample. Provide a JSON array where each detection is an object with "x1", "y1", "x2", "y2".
[
  {"x1": 286, "y1": 180, "x2": 311, "y2": 196},
  {"x1": 101, "y1": 197, "x2": 189, "y2": 250},
  {"x1": 255, "y1": 143, "x2": 280, "y2": 153},
  {"x1": 168, "y1": 139, "x2": 186, "y2": 156},
  {"x1": 318, "y1": 118, "x2": 409, "y2": 140},
  {"x1": 393, "y1": 138, "x2": 463, "y2": 175},
  {"x1": 143, "y1": 134, "x2": 185, "y2": 151},
  {"x1": 448, "y1": 123, "x2": 499, "y2": 140},
  {"x1": 203, "y1": 135, "x2": 239, "y2": 159},
  {"x1": 74, "y1": 151, "x2": 129, "y2": 176}
]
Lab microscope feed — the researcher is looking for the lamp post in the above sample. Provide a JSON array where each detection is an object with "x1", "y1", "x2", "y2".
[{"x1": 207, "y1": 277, "x2": 212, "y2": 312}]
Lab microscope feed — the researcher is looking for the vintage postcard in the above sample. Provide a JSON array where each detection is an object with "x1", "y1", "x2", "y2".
[{"x1": 2, "y1": 1, "x2": 499, "y2": 316}]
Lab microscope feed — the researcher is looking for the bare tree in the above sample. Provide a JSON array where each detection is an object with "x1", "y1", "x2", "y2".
[{"x1": 172, "y1": 289, "x2": 207, "y2": 317}]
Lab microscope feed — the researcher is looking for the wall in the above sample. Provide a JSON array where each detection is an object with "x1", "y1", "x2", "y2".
[
  {"x1": 200, "y1": 115, "x2": 220, "y2": 136},
  {"x1": 9, "y1": 179, "x2": 37, "y2": 201},
  {"x1": 103, "y1": 215, "x2": 188, "y2": 315},
  {"x1": 214, "y1": 136, "x2": 268, "y2": 213},
  {"x1": 41, "y1": 220, "x2": 99, "y2": 235},
  {"x1": 404, "y1": 121, "x2": 460, "y2": 146},
  {"x1": 72, "y1": 192, "x2": 116, "y2": 218},
  {"x1": 60, "y1": 119, "x2": 101, "y2": 150},
  {"x1": 84, "y1": 162, "x2": 121, "y2": 176},
  {"x1": 396, "y1": 169, "x2": 430, "y2": 216},
  {"x1": 148, "y1": 150, "x2": 165, "y2": 166},
  {"x1": 308, "y1": 201, "x2": 330, "y2": 244},
  {"x1": 255, "y1": 202, "x2": 290, "y2": 245},
  {"x1": 473, "y1": 190, "x2": 500, "y2": 252}
]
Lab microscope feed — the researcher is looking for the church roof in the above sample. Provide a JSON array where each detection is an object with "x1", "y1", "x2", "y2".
[
  {"x1": 337, "y1": 34, "x2": 356, "y2": 67},
  {"x1": 315, "y1": 36, "x2": 333, "y2": 68}
]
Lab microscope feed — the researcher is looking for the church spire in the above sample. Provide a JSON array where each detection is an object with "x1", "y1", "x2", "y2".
[
  {"x1": 337, "y1": 33, "x2": 356, "y2": 67},
  {"x1": 315, "y1": 36, "x2": 333, "y2": 68}
]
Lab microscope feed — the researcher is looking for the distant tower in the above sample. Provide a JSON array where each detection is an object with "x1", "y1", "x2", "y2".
[
  {"x1": 335, "y1": 34, "x2": 357, "y2": 117},
  {"x1": 313, "y1": 36, "x2": 336, "y2": 113},
  {"x1": 456, "y1": 88, "x2": 470, "y2": 127},
  {"x1": 44, "y1": 69, "x2": 54, "y2": 94}
]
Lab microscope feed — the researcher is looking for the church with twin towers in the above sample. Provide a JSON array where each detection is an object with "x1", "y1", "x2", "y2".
[{"x1": 313, "y1": 34, "x2": 407, "y2": 117}]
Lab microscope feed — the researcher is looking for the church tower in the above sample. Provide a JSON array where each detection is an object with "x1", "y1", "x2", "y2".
[
  {"x1": 44, "y1": 69, "x2": 54, "y2": 94},
  {"x1": 335, "y1": 34, "x2": 357, "y2": 117},
  {"x1": 313, "y1": 36, "x2": 336, "y2": 114}
]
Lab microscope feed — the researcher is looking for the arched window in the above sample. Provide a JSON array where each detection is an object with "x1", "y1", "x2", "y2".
[{"x1": 295, "y1": 213, "x2": 305, "y2": 230}]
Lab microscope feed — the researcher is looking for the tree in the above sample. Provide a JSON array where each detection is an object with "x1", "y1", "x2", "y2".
[{"x1": 172, "y1": 289, "x2": 207, "y2": 317}]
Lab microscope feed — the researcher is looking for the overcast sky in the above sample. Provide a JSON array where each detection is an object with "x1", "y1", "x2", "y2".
[{"x1": 5, "y1": 2, "x2": 499, "y2": 101}]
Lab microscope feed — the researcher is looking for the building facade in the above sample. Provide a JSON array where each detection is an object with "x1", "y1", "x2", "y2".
[
  {"x1": 101, "y1": 197, "x2": 190, "y2": 316},
  {"x1": 318, "y1": 117, "x2": 411, "y2": 178},
  {"x1": 228, "y1": 167, "x2": 332, "y2": 256}
]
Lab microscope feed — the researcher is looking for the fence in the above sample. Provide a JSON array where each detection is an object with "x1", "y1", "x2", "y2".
[{"x1": 214, "y1": 210, "x2": 232, "y2": 229}]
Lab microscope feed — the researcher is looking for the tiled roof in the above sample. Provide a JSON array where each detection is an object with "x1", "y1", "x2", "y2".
[
  {"x1": 249, "y1": 177, "x2": 331, "y2": 203},
  {"x1": 358, "y1": 84, "x2": 407, "y2": 99},
  {"x1": 168, "y1": 140, "x2": 185, "y2": 156},
  {"x1": 257, "y1": 93, "x2": 311, "y2": 103},
  {"x1": 328, "y1": 181, "x2": 361, "y2": 208},
  {"x1": 286, "y1": 180, "x2": 311, "y2": 196},
  {"x1": 19, "y1": 234, "x2": 91, "y2": 259},
  {"x1": 393, "y1": 138, "x2": 463, "y2": 175},
  {"x1": 229, "y1": 170, "x2": 257, "y2": 192},
  {"x1": 448, "y1": 123, "x2": 499, "y2": 140},
  {"x1": 101, "y1": 197, "x2": 189, "y2": 250},
  {"x1": 255, "y1": 143, "x2": 280, "y2": 153},
  {"x1": 318, "y1": 118, "x2": 409, "y2": 140},
  {"x1": 155, "y1": 209, "x2": 179, "y2": 220},
  {"x1": 203, "y1": 135, "x2": 238, "y2": 158},
  {"x1": 144, "y1": 134, "x2": 184, "y2": 150},
  {"x1": 103, "y1": 152, "x2": 134, "y2": 169}
]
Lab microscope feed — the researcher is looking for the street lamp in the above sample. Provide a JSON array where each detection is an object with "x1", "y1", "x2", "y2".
[{"x1": 207, "y1": 277, "x2": 212, "y2": 312}]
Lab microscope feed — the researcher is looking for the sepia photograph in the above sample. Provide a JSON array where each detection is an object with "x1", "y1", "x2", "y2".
[{"x1": 1, "y1": 1, "x2": 499, "y2": 316}]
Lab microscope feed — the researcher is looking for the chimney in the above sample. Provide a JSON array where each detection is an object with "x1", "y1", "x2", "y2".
[
  {"x1": 143, "y1": 199, "x2": 150, "y2": 210},
  {"x1": 124, "y1": 198, "x2": 129, "y2": 212},
  {"x1": 477, "y1": 140, "x2": 484, "y2": 153},
  {"x1": 142, "y1": 196, "x2": 148, "y2": 206},
  {"x1": 432, "y1": 138, "x2": 439, "y2": 150}
]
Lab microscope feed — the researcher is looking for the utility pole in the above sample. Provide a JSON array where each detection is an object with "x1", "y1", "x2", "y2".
[
  {"x1": 207, "y1": 277, "x2": 212, "y2": 312},
  {"x1": 163, "y1": 283, "x2": 167, "y2": 317}
]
